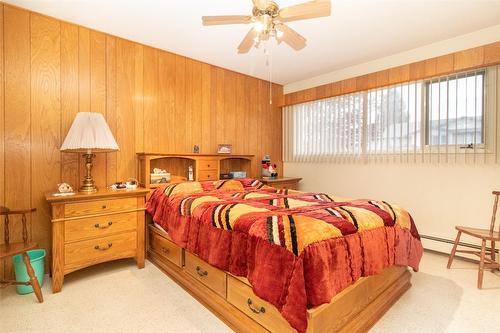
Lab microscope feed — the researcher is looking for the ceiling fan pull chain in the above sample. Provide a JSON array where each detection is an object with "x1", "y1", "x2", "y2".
[
  {"x1": 269, "y1": 46, "x2": 273, "y2": 105},
  {"x1": 264, "y1": 44, "x2": 272, "y2": 105}
]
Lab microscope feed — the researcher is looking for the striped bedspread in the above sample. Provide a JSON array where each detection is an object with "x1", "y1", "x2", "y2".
[{"x1": 146, "y1": 178, "x2": 423, "y2": 333}]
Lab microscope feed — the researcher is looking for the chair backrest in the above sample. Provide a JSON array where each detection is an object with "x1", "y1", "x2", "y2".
[
  {"x1": 490, "y1": 192, "x2": 500, "y2": 235},
  {"x1": 0, "y1": 207, "x2": 36, "y2": 245}
]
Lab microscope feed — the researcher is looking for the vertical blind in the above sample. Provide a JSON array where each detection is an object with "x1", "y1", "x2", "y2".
[
  {"x1": 283, "y1": 65, "x2": 499, "y2": 164},
  {"x1": 366, "y1": 82, "x2": 422, "y2": 155},
  {"x1": 284, "y1": 92, "x2": 364, "y2": 162}
]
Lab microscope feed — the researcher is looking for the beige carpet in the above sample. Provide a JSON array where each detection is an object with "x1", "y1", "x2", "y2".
[{"x1": 1, "y1": 251, "x2": 499, "y2": 332}]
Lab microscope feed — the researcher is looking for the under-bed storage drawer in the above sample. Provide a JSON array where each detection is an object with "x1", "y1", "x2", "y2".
[
  {"x1": 150, "y1": 229, "x2": 183, "y2": 267},
  {"x1": 184, "y1": 251, "x2": 226, "y2": 298},
  {"x1": 227, "y1": 276, "x2": 294, "y2": 333}
]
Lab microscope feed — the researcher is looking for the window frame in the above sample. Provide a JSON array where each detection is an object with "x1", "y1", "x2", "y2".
[{"x1": 423, "y1": 70, "x2": 486, "y2": 150}]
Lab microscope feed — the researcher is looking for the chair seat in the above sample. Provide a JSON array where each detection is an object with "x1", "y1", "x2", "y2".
[
  {"x1": 0, "y1": 242, "x2": 37, "y2": 259},
  {"x1": 456, "y1": 226, "x2": 500, "y2": 240}
]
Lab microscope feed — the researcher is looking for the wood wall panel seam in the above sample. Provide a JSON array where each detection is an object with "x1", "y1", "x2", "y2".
[
  {"x1": 3, "y1": 5, "x2": 32, "y2": 279},
  {"x1": 30, "y1": 12, "x2": 61, "y2": 275},
  {"x1": 60, "y1": 22, "x2": 79, "y2": 190},
  {"x1": 0, "y1": 3, "x2": 4, "y2": 278}
]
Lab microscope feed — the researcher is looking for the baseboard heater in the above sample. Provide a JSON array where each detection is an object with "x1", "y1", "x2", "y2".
[{"x1": 421, "y1": 234, "x2": 499, "y2": 255}]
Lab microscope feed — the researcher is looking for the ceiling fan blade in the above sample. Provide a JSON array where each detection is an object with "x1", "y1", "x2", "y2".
[
  {"x1": 277, "y1": 24, "x2": 306, "y2": 50},
  {"x1": 278, "y1": 0, "x2": 331, "y2": 23},
  {"x1": 253, "y1": 0, "x2": 270, "y2": 10},
  {"x1": 202, "y1": 15, "x2": 253, "y2": 26},
  {"x1": 238, "y1": 28, "x2": 258, "y2": 54}
]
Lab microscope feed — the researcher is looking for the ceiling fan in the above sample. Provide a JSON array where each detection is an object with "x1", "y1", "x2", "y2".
[{"x1": 202, "y1": 0, "x2": 331, "y2": 54}]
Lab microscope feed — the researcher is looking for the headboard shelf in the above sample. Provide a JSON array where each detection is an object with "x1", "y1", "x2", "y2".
[{"x1": 137, "y1": 153, "x2": 254, "y2": 189}]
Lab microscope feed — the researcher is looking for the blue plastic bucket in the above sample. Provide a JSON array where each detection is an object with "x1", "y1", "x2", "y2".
[{"x1": 12, "y1": 249, "x2": 46, "y2": 294}]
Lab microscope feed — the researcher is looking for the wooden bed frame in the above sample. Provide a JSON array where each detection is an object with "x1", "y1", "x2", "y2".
[{"x1": 147, "y1": 224, "x2": 411, "y2": 333}]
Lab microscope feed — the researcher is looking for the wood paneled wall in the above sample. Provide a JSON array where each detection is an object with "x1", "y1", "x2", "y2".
[
  {"x1": 0, "y1": 4, "x2": 283, "y2": 278},
  {"x1": 284, "y1": 41, "x2": 500, "y2": 106}
]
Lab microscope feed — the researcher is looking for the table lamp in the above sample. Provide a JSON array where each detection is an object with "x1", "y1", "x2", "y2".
[{"x1": 60, "y1": 112, "x2": 119, "y2": 193}]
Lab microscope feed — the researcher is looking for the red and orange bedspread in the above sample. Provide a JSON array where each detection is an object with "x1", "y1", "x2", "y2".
[{"x1": 146, "y1": 178, "x2": 423, "y2": 333}]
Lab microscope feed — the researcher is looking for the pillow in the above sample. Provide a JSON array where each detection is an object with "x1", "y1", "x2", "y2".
[
  {"x1": 214, "y1": 179, "x2": 244, "y2": 191},
  {"x1": 164, "y1": 182, "x2": 203, "y2": 197},
  {"x1": 242, "y1": 178, "x2": 265, "y2": 189}
]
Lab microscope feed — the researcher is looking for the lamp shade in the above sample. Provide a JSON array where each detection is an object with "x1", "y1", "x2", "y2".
[{"x1": 60, "y1": 112, "x2": 119, "y2": 152}]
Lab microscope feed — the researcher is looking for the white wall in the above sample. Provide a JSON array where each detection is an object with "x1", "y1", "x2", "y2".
[
  {"x1": 283, "y1": 26, "x2": 500, "y2": 254},
  {"x1": 285, "y1": 162, "x2": 500, "y2": 253},
  {"x1": 285, "y1": 24, "x2": 500, "y2": 94}
]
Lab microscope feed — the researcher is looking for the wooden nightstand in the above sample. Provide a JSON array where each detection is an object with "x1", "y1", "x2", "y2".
[
  {"x1": 260, "y1": 177, "x2": 302, "y2": 190},
  {"x1": 45, "y1": 188, "x2": 150, "y2": 293}
]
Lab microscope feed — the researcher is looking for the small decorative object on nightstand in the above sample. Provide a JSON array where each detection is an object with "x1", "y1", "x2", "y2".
[
  {"x1": 260, "y1": 177, "x2": 302, "y2": 190},
  {"x1": 45, "y1": 187, "x2": 150, "y2": 293},
  {"x1": 261, "y1": 154, "x2": 278, "y2": 178}
]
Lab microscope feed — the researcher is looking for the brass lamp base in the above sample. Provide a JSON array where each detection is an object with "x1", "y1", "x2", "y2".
[{"x1": 79, "y1": 153, "x2": 97, "y2": 193}]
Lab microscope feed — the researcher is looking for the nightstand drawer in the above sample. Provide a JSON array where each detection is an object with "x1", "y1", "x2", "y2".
[
  {"x1": 271, "y1": 182, "x2": 298, "y2": 190},
  {"x1": 65, "y1": 197, "x2": 137, "y2": 217},
  {"x1": 198, "y1": 170, "x2": 218, "y2": 181},
  {"x1": 150, "y1": 230, "x2": 183, "y2": 267},
  {"x1": 64, "y1": 231, "x2": 137, "y2": 267},
  {"x1": 184, "y1": 251, "x2": 226, "y2": 298},
  {"x1": 198, "y1": 159, "x2": 218, "y2": 171},
  {"x1": 64, "y1": 212, "x2": 137, "y2": 243}
]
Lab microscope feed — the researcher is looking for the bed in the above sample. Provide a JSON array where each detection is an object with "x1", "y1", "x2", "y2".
[{"x1": 146, "y1": 178, "x2": 423, "y2": 333}]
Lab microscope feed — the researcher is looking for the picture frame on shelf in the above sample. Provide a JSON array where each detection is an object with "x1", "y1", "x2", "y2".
[{"x1": 217, "y1": 144, "x2": 232, "y2": 154}]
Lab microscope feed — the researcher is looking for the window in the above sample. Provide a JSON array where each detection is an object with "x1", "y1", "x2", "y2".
[
  {"x1": 283, "y1": 66, "x2": 498, "y2": 163},
  {"x1": 425, "y1": 72, "x2": 484, "y2": 147}
]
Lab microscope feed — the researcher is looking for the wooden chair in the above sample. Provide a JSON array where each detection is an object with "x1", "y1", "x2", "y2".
[
  {"x1": 447, "y1": 191, "x2": 500, "y2": 289},
  {"x1": 0, "y1": 206, "x2": 43, "y2": 302}
]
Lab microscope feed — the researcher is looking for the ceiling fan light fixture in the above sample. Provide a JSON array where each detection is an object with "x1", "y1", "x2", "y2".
[
  {"x1": 275, "y1": 26, "x2": 284, "y2": 38},
  {"x1": 202, "y1": 0, "x2": 331, "y2": 53},
  {"x1": 254, "y1": 20, "x2": 263, "y2": 32},
  {"x1": 262, "y1": 14, "x2": 270, "y2": 32}
]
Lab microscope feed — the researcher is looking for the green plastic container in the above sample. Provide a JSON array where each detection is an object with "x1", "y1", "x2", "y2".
[{"x1": 12, "y1": 249, "x2": 46, "y2": 294}]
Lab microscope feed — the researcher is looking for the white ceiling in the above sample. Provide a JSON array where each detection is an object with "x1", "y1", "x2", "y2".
[{"x1": 5, "y1": 0, "x2": 500, "y2": 85}]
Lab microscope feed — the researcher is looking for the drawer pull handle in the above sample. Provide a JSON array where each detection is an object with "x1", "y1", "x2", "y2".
[
  {"x1": 94, "y1": 243, "x2": 113, "y2": 251},
  {"x1": 94, "y1": 221, "x2": 113, "y2": 229},
  {"x1": 102, "y1": 205, "x2": 107, "y2": 209},
  {"x1": 161, "y1": 247, "x2": 169, "y2": 254},
  {"x1": 247, "y1": 298, "x2": 265, "y2": 314},
  {"x1": 207, "y1": 164, "x2": 210, "y2": 168},
  {"x1": 196, "y1": 266, "x2": 208, "y2": 277}
]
